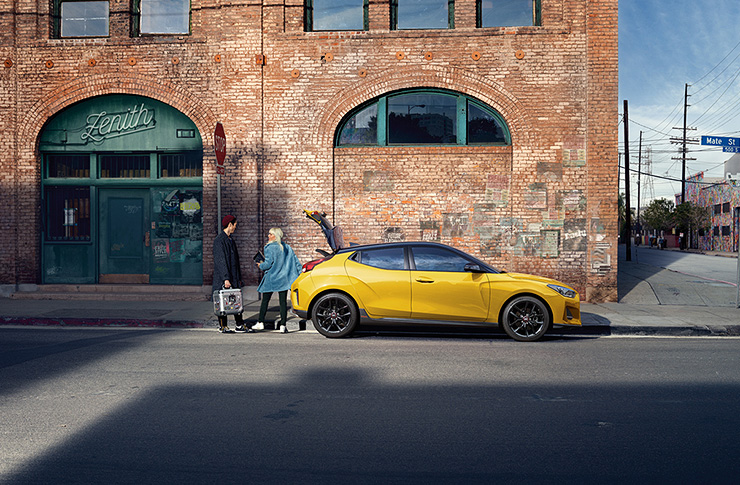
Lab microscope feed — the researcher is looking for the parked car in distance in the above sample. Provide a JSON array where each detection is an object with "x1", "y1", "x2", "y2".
[{"x1": 290, "y1": 241, "x2": 581, "y2": 342}]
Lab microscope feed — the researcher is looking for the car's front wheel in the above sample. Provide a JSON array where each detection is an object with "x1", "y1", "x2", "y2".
[
  {"x1": 501, "y1": 296, "x2": 550, "y2": 342},
  {"x1": 311, "y1": 292, "x2": 359, "y2": 338}
]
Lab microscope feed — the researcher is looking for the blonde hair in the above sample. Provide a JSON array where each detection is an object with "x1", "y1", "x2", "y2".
[{"x1": 269, "y1": 227, "x2": 283, "y2": 248}]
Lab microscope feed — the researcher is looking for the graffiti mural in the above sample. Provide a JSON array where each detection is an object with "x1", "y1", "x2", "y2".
[
  {"x1": 420, "y1": 221, "x2": 440, "y2": 241},
  {"x1": 442, "y1": 213, "x2": 469, "y2": 238},
  {"x1": 485, "y1": 174, "x2": 509, "y2": 206}
]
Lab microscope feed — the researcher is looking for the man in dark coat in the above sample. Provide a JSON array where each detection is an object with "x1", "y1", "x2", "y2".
[{"x1": 213, "y1": 214, "x2": 250, "y2": 333}]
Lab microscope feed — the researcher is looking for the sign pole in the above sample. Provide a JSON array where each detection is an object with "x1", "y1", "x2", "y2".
[
  {"x1": 728, "y1": 175, "x2": 740, "y2": 308},
  {"x1": 699, "y1": 139, "x2": 740, "y2": 306},
  {"x1": 214, "y1": 122, "x2": 226, "y2": 231}
]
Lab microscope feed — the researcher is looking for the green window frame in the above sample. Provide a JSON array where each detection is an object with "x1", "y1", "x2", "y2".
[
  {"x1": 476, "y1": 0, "x2": 541, "y2": 28},
  {"x1": 305, "y1": 0, "x2": 369, "y2": 32},
  {"x1": 391, "y1": 0, "x2": 454, "y2": 30},
  {"x1": 52, "y1": 0, "x2": 110, "y2": 38},
  {"x1": 133, "y1": 0, "x2": 191, "y2": 36},
  {"x1": 42, "y1": 154, "x2": 95, "y2": 242},
  {"x1": 336, "y1": 89, "x2": 511, "y2": 147}
]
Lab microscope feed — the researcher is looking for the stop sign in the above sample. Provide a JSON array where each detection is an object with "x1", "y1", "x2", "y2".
[{"x1": 214, "y1": 122, "x2": 226, "y2": 174}]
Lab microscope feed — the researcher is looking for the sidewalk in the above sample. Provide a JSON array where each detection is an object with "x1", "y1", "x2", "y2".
[{"x1": 1, "y1": 255, "x2": 739, "y2": 337}]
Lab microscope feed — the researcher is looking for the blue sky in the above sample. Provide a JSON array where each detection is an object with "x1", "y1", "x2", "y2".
[{"x1": 619, "y1": 0, "x2": 740, "y2": 202}]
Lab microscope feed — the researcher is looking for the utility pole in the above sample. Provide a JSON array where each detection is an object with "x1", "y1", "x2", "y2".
[
  {"x1": 670, "y1": 83, "x2": 698, "y2": 204},
  {"x1": 682, "y1": 83, "x2": 688, "y2": 204},
  {"x1": 637, "y1": 131, "x2": 642, "y2": 233},
  {"x1": 623, "y1": 100, "x2": 631, "y2": 262}
]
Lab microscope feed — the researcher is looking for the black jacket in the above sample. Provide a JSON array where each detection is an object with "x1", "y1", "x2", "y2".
[{"x1": 212, "y1": 230, "x2": 243, "y2": 292}]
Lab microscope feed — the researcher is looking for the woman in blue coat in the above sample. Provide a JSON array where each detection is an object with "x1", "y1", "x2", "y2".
[{"x1": 254, "y1": 227, "x2": 302, "y2": 333}]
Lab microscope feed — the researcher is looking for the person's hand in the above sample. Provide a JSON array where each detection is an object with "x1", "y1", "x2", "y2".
[{"x1": 224, "y1": 280, "x2": 231, "y2": 289}]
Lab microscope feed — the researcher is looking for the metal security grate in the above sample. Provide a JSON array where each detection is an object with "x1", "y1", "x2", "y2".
[
  {"x1": 100, "y1": 154, "x2": 150, "y2": 178},
  {"x1": 47, "y1": 154, "x2": 90, "y2": 178},
  {"x1": 45, "y1": 186, "x2": 91, "y2": 241},
  {"x1": 160, "y1": 153, "x2": 202, "y2": 177}
]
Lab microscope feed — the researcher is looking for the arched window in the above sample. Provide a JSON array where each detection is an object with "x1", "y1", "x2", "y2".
[{"x1": 336, "y1": 89, "x2": 510, "y2": 147}]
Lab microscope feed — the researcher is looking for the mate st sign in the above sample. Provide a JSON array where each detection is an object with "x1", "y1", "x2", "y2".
[{"x1": 700, "y1": 135, "x2": 740, "y2": 147}]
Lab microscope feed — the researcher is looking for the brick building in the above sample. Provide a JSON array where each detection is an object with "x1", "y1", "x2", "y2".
[{"x1": 0, "y1": 0, "x2": 618, "y2": 302}]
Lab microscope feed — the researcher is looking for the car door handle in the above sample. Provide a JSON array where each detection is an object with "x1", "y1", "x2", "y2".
[{"x1": 415, "y1": 278, "x2": 435, "y2": 283}]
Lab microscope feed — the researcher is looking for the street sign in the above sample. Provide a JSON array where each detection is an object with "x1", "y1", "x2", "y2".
[
  {"x1": 723, "y1": 146, "x2": 740, "y2": 153},
  {"x1": 214, "y1": 122, "x2": 226, "y2": 175},
  {"x1": 700, "y1": 135, "x2": 740, "y2": 147}
]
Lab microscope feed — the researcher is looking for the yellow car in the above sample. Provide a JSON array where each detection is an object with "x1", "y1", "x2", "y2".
[{"x1": 291, "y1": 241, "x2": 581, "y2": 342}]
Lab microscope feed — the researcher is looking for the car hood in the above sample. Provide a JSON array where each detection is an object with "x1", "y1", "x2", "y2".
[{"x1": 505, "y1": 272, "x2": 573, "y2": 288}]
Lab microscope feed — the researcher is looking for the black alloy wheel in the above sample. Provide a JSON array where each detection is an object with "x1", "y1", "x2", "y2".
[
  {"x1": 501, "y1": 296, "x2": 550, "y2": 342},
  {"x1": 311, "y1": 292, "x2": 359, "y2": 338}
]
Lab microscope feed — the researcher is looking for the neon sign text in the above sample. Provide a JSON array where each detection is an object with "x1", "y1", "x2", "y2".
[{"x1": 81, "y1": 104, "x2": 155, "y2": 143}]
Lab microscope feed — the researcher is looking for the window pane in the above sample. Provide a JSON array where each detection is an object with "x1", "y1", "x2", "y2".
[
  {"x1": 480, "y1": 0, "x2": 534, "y2": 27},
  {"x1": 100, "y1": 155, "x2": 150, "y2": 178},
  {"x1": 468, "y1": 103, "x2": 507, "y2": 144},
  {"x1": 313, "y1": 0, "x2": 364, "y2": 31},
  {"x1": 359, "y1": 247, "x2": 405, "y2": 270},
  {"x1": 61, "y1": 1, "x2": 109, "y2": 37},
  {"x1": 338, "y1": 103, "x2": 378, "y2": 145},
  {"x1": 141, "y1": 0, "x2": 190, "y2": 34},
  {"x1": 45, "y1": 186, "x2": 91, "y2": 241},
  {"x1": 47, "y1": 155, "x2": 90, "y2": 178},
  {"x1": 160, "y1": 152, "x2": 203, "y2": 177},
  {"x1": 412, "y1": 246, "x2": 471, "y2": 272},
  {"x1": 388, "y1": 93, "x2": 456, "y2": 144},
  {"x1": 398, "y1": 0, "x2": 448, "y2": 29}
]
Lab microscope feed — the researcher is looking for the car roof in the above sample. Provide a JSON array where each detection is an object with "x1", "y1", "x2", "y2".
[{"x1": 336, "y1": 241, "x2": 500, "y2": 273}]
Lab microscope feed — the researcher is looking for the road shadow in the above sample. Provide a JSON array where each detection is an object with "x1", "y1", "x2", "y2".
[{"x1": 4, "y1": 367, "x2": 740, "y2": 484}]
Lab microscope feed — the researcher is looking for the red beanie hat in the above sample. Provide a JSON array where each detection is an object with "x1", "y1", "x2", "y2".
[{"x1": 221, "y1": 214, "x2": 236, "y2": 228}]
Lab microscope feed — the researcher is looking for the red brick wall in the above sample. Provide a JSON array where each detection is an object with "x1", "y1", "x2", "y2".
[{"x1": 0, "y1": 0, "x2": 618, "y2": 301}]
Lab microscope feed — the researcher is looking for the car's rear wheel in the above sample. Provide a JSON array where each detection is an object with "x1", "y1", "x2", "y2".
[
  {"x1": 501, "y1": 296, "x2": 550, "y2": 342},
  {"x1": 311, "y1": 292, "x2": 359, "y2": 338}
]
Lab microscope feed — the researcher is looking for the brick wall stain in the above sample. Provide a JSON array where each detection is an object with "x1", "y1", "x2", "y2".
[{"x1": 0, "y1": 0, "x2": 618, "y2": 302}]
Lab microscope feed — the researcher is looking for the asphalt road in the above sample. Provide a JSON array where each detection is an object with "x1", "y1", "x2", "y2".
[{"x1": 2, "y1": 328, "x2": 740, "y2": 484}]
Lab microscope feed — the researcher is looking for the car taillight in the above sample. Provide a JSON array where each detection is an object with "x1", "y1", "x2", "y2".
[{"x1": 302, "y1": 258, "x2": 327, "y2": 272}]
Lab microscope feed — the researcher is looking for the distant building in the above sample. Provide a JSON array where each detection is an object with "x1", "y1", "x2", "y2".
[
  {"x1": 1, "y1": 0, "x2": 619, "y2": 302},
  {"x1": 682, "y1": 158, "x2": 740, "y2": 252}
]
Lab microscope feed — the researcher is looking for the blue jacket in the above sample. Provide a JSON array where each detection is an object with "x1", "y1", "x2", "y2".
[{"x1": 257, "y1": 242, "x2": 302, "y2": 293}]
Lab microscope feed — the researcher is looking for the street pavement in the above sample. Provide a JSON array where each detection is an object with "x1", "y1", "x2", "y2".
[{"x1": 1, "y1": 246, "x2": 739, "y2": 337}]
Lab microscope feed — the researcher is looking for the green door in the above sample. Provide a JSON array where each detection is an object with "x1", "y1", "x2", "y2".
[{"x1": 99, "y1": 189, "x2": 150, "y2": 283}]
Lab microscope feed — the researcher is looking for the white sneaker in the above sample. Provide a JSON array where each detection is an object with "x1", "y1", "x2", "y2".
[
  {"x1": 279, "y1": 325, "x2": 287, "y2": 333},
  {"x1": 252, "y1": 322, "x2": 265, "y2": 331}
]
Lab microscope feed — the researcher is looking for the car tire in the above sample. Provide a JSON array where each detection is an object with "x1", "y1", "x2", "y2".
[
  {"x1": 311, "y1": 292, "x2": 359, "y2": 338},
  {"x1": 501, "y1": 296, "x2": 550, "y2": 342}
]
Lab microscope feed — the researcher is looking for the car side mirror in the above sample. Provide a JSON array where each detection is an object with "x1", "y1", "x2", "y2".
[{"x1": 464, "y1": 263, "x2": 483, "y2": 273}]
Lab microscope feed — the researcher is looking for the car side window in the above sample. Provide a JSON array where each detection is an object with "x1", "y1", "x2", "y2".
[
  {"x1": 356, "y1": 247, "x2": 405, "y2": 270},
  {"x1": 412, "y1": 246, "x2": 471, "y2": 272}
]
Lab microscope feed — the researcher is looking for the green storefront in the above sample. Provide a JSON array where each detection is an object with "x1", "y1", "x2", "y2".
[{"x1": 39, "y1": 94, "x2": 204, "y2": 285}]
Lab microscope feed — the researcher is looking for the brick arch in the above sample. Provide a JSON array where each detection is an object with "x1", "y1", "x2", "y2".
[
  {"x1": 21, "y1": 73, "x2": 218, "y2": 150},
  {"x1": 312, "y1": 65, "x2": 531, "y2": 147}
]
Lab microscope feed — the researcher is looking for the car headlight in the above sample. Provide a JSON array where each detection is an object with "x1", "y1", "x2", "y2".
[{"x1": 547, "y1": 284, "x2": 576, "y2": 299}]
